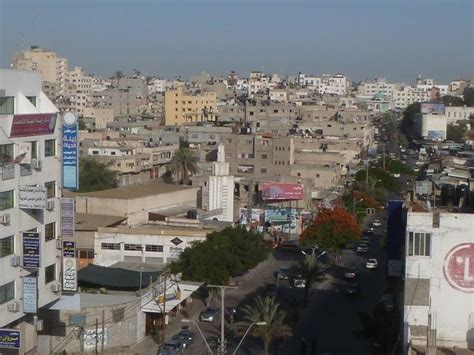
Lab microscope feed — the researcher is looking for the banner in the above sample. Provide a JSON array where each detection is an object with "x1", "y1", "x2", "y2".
[
  {"x1": 60, "y1": 198, "x2": 75, "y2": 237},
  {"x1": 23, "y1": 276, "x2": 38, "y2": 313},
  {"x1": 19, "y1": 186, "x2": 46, "y2": 209},
  {"x1": 265, "y1": 208, "x2": 297, "y2": 234},
  {"x1": 23, "y1": 232, "x2": 40, "y2": 268},
  {"x1": 239, "y1": 208, "x2": 262, "y2": 225},
  {"x1": 10, "y1": 113, "x2": 56, "y2": 137},
  {"x1": 0, "y1": 329, "x2": 21, "y2": 349},
  {"x1": 62, "y1": 241, "x2": 77, "y2": 292},
  {"x1": 421, "y1": 103, "x2": 445, "y2": 115},
  {"x1": 260, "y1": 183, "x2": 304, "y2": 201},
  {"x1": 62, "y1": 112, "x2": 79, "y2": 190}
]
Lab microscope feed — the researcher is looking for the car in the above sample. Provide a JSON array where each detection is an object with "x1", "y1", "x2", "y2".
[
  {"x1": 292, "y1": 275, "x2": 306, "y2": 288},
  {"x1": 158, "y1": 339, "x2": 184, "y2": 355},
  {"x1": 380, "y1": 294, "x2": 394, "y2": 312},
  {"x1": 344, "y1": 283, "x2": 361, "y2": 297},
  {"x1": 360, "y1": 236, "x2": 370, "y2": 244},
  {"x1": 414, "y1": 167, "x2": 419, "y2": 172},
  {"x1": 366, "y1": 259, "x2": 378, "y2": 269},
  {"x1": 343, "y1": 267, "x2": 359, "y2": 279},
  {"x1": 276, "y1": 267, "x2": 291, "y2": 280},
  {"x1": 357, "y1": 244, "x2": 369, "y2": 253},
  {"x1": 267, "y1": 284, "x2": 278, "y2": 297},
  {"x1": 392, "y1": 173, "x2": 401, "y2": 178},
  {"x1": 199, "y1": 308, "x2": 219, "y2": 322},
  {"x1": 372, "y1": 219, "x2": 382, "y2": 227},
  {"x1": 365, "y1": 227, "x2": 374, "y2": 235},
  {"x1": 172, "y1": 330, "x2": 194, "y2": 348}
]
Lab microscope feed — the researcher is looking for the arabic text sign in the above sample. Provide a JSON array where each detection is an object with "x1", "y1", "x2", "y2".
[
  {"x1": 260, "y1": 183, "x2": 304, "y2": 201},
  {"x1": 62, "y1": 121, "x2": 79, "y2": 190},
  {"x1": 10, "y1": 113, "x2": 56, "y2": 137},
  {"x1": 23, "y1": 276, "x2": 38, "y2": 313},
  {"x1": 0, "y1": 329, "x2": 21, "y2": 349},
  {"x1": 60, "y1": 198, "x2": 75, "y2": 237},
  {"x1": 19, "y1": 186, "x2": 46, "y2": 209},
  {"x1": 23, "y1": 232, "x2": 40, "y2": 268},
  {"x1": 63, "y1": 241, "x2": 77, "y2": 292}
]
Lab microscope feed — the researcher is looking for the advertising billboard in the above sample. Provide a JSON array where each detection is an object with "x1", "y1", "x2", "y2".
[
  {"x1": 427, "y1": 130, "x2": 445, "y2": 140},
  {"x1": 265, "y1": 208, "x2": 297, "y2": 234},
  {"x1": 23, "y1": 232, "x2": 41, "y2": 269},
  {"x1": 421, "y1": 103, "x2": 445, "y2": 115},
  {"x1": 0, "y1": 329, "x2": 21, "y2": 349},
  {"x1": 9, "y1": 113, "x2": 56, "y2": 138},
  {"x1": 19, "y1": 186, "x2": 46, "y2": 209},
  {"x1": 62, "y1": 241, "x2": 78, "y2": 292},
  {"x1": 62, "y1": 112, "x2": 79, "y2": 190},
  {"x1": 239, "y1": 208, "x2": 262, "y2": 225},
  {"x1": 260, "y1": 183, "x2": 304, "y2": 201},
  {"x1": 60, "y1": 198, "x2": 75, "y2": 237},
  {"x1": 23, "y1": 276, "x2": 37, "y2": 314}
]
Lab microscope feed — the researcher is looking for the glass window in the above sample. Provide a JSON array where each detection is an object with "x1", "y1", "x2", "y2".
[
  {"x1": 145, "y1": 245, "x2": 163, "y2": 252},
  {"x1": 409, "y1": 232, "x2": 431, "y2": 256},
  {"x1": 101, "y1": 243, "x2": 121, "y2": 250},
  {"x1": 45, "y1": 263, "x2": 56, "y2": 284},
  {"x1": 0, "y1": 190, "x2": 14, "y2": 211},
  {"x1": 31, "y1": 141, "x2": 38, "y2": 159},
  {"x1": 45, "y1": 181, "x2": 56, "y2": 199},
  {"x1": 0, "y1": 97, "x2": 14, "y2": 115},
  {"x1": 0, "y1": 144, "x2": 14, "y2": 165},
  {"x1": 45, "y1": 222, "x2": 56, "y2": 241},
  {"x1": 45, "y1": 139, "x2": 56, "y2": 157},
  {"x1": 408, "y1": 232, "x2": 413, "y2": 256},
  {"x1": 0, "y1": 281, "x2": 15, "y2": 304},
  {"x1": 26, "y1": 97, "x2": 37, "y2": 106},
  {"x1": 425, "y1": 234, "x2": 431, "y2": 256},
  {"x1": 124, "y1": 244, "x2": 142, "y2": 251},
  {"x1": 0, "y1": 236, "x2": 14, "y2": 258}
]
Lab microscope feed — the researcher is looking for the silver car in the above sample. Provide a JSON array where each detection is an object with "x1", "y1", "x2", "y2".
[{"x1": 199, "y1": 308, "x2": 219, "y2": 322}]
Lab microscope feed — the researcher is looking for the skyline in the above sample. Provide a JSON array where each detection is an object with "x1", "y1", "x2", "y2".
[{"x1": 1, "y1": 0, "x2": 473, "y2": 83}]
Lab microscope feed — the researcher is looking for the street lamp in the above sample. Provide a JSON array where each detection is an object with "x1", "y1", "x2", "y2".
[
  {"x1": 181, "y1": 319, "x2": 213, "y2": 355},
  {"x1": 232, "y1": 321, "x2": 267, "y2": 355}
]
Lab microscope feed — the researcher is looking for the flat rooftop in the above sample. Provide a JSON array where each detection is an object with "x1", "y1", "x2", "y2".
[{"x1": 75, "y1": 213, "x2": 126, "y2": 231}]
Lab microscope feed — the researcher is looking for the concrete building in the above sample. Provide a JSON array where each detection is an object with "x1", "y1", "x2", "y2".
[
  {"x1": 164, "y1": 86, "x2": 217, "y2": 125},
  {"x1": 445, "y1": 106, "x2": 474, "y2": 124},
  {"x1": 82, "y1": 107, "x2": 115, "y2": 129},
  {"x1": 0, "y1": 69, "x2": 62, "y2": 353},
  {"x1": 404, "y1": 211, "x2": 474, "y2": 350}
]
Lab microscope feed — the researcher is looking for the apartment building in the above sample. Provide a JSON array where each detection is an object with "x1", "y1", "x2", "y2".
[
  {"x1": 0, "y1": 70, "x2": 62, "y2": 353},
  {"x1": 164, "y1": 86, "x2": 217, "y2": 125},
  {"x1": 297, "y1": 73, "x2": 348, "y2": 96},
  {"x1": 358, "y1": 78, "x2": 398, "y2": 97},
  {"x1": 65, "y1": 67, "x2": 94, "y2": 115},
  {"x1": 82, "y1": 107, "x2": 114, "y2": 129}
]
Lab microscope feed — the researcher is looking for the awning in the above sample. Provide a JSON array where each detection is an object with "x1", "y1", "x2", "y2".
[
  {"x1": 49, "y1": 293, "x2": 81, "y2": 311},
  {"x1": 141, "y1": 282, "x2": 202, "y2": 314}
]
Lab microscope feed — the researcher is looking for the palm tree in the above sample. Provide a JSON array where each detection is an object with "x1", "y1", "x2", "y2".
[
  {"x1": 169, "y1": 147, "x2": 199, "y2": 185},
  {"x1": 298, "y1": 256, "x2": 326, "y2": 307},
  {"x1": 235, "y1": 296, "x2": 290, "y2": 355}
]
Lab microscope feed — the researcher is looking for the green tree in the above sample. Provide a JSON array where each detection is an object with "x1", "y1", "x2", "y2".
[
  {"x1": 160, "y1": 170, "x2": 173, "y2": 184},
  {"x1": 79, "y1": 157, "x2": 118, "y2": 192},
  {"x1": 297, "y1": 256, "x2": 326, "y2": 307},
  {"x1": 441, "y1": 95, "x2": 465, "y2": 107},
  {"x1": 463, "y1": 87, "x2": 474, "y2": 107},
  {"x1": 400, "y1": 102, "x2": 420, "y2": 139},
  {"x1": 169, "y1": 147, "x2": 199, "y2": 185},
  {"x1": 355, "y1": 167, "x2": 400, "y2": 193},
  {"x1": 236, "y1": 296, "x2": 290, "y2": 355},
  {"x1": 447, "y1": 123, "x2": 467, "y2": 143}
]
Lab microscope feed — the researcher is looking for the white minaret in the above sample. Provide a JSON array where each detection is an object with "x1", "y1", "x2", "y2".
[{"x1": 208, "y1": 144, "x2": 234, "y2": 222}]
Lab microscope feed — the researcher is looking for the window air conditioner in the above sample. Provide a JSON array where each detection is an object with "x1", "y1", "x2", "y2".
[
  {"x1": 56, "y1": 239, "x2": 63, "y2": 250},
  {"x1": 31, "y1": 159, "x2": 42, "y2": 170},
  {"x1": 7, "y1": 301, "x2": 20, "y2": 313},
  {"x1": 51, "y1": 283, "x2": 61, "y2": 293},
  {"x1": 0, "y1": 213, "x2": 10, "y2": 225},
  {"x1": 46, "y1": 200, "x2": 55, "y2": 210},
  {"x1": 36, "y1": 319, "x2": 44, "y2": 332},
  {"x1": 10, "y1": 255, "x2": 21, "y2": 267}
]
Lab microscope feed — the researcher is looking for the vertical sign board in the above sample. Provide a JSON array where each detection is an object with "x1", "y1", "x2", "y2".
[
  {"x1": 0, "y1": 329, "x2": 21, "y2": 349},
  {"x1": 62, "y1": 241, "x2": 77, "y2": 292},
  {"x1": 22, "y1": 232, "x2": 40, "y2": 269},
  {"x1": 60, "y1": 198, "x2": 75, "y2": 238},
  {"x1": 23, "y1": 276, "x2": 38, "y2": 313},
  {"x1": 62, "y1": 112, "x2": 79, "y2": 190},
  {"x1": 387, "y1": 200, "x2": 405, "y2": 277}
]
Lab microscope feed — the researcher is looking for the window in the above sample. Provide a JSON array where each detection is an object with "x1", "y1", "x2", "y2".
[
  {"x1": 101, "y1": 243, "x2": 120, "y2": 250},
  {"x1": 124, "y1": 243, "x2": 142, "y2": 251},
  {"x1": 407, "y1": 232, "x2": 431, "y2": 256},
  {"x1": 145, "y1": 245, "x2": 163, "y2": 252},
  {"x1": 44, "y1": 139, "x2": 56, "y2": 157},
  {"x1": 0, "y1": 97, "x2": 14, "y2": 115},
  {"x1": 45, "y1": 263, "x2": 56, "y2": 284},
  {"x1": 26, "y1": 96, "x2": 37, "y2": 106},
  {"x1": 45, "y1": 222, "x2": 56, "y2": 241},
  {"x1": 0, "y1": 281, "x2": 15, "y2": 304},
  {"x1": 260, "y1": 168, "x2": 267, "y2": 174},
  {"x1": 0, "y1": 236, "x2": 14, "y2": 258},
  {"x1": 261, "y1": 154, "x2": 268, "y2": 159},
  {"x1": 0, "y1": 190, "x2": 14, "y2": 211},
  {"x1": 78, "y1": 249, "x2": 94, "y2": 259},
  {"x1": 45, "y1": 181, "x2": 56, "y2": 199},
  {"x1": 0, "y1": 144, "x2": 14, "y2": 165}
]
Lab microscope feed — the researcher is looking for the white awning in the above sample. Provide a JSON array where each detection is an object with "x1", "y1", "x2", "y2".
[{"x1": 141, "y1": 282, "x2": 201, "y2": 314}]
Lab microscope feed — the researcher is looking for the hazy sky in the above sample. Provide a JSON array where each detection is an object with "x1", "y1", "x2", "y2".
[{"x1": 1, "y1": 0, "x2": 473, "y2": 83}]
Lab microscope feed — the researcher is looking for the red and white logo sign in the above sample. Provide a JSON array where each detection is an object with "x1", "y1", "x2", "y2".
[{"x1": 443, "y1": 243, "x2": 474, "y2": 293}]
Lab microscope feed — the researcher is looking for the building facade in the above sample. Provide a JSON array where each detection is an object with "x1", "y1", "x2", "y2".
[{"x1": 164, "y1": 86, "x2": 217, "y2": 125}]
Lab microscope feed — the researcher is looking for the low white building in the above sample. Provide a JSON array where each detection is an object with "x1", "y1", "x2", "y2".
[
  {"x1": 404, "y1": 211, "x2": 474, "y2": 350},
  {"x1": 445, "y1": 106, "x2": 474, "y2": 125}
]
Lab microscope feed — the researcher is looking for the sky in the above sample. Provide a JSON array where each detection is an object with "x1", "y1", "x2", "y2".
[{"x1": 0, "y1": 0, "x2": 473, "y2": 83}]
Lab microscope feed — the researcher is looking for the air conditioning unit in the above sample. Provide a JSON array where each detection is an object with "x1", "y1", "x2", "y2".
[
  {"x1": 31, "y1": 159, "x2": 42, "y2": 170},
  {"x1": 56, "y1": 239, "x2": 63, "y2": 250},
  {"x1": 35, "y1": 319, "x2": 44, "y2": 332},
  {"x1": 10, "y1": 255, "x2": 21, "y2": 267},
  {"x1": 51, "y1": 283, "x2": 61, "y2": 293},
  {"x1": 46, "y1": 200, "x2": 55, "y2": 211},
  {"x1": 0, "y1": 213, "x2": 10, "y2": 225},
  {"x1": 7, "y1": 301, "x2": 20, "y2": 313}
]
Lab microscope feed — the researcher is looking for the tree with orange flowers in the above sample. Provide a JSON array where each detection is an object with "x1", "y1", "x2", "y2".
[{"x1": 300, "y1": 207, "x2": 361, "y2": 253}]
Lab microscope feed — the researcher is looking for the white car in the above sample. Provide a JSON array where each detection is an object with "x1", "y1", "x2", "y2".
[
  {"x1": 357, "y1": 244, "x2": 369, "y2": 253},
  {"x1": 366, "y1": 259, "x2": 378, "y2": 269},
  {"x1": 372, "y1": 219, "x2": 382, "y2": 227}
]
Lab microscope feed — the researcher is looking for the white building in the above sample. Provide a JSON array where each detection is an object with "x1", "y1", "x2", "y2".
[
  {"x1": 392, "y1": 86, "x2": 431, "y2": 109},
  {"x1": 445, "y1": 106, "x2": 474, "y2": 125},
  {"x1": 358, "y1": 78, "x2": 398, "y2": 97},
  {"x1": 404, "y1": 211, "x2": 474, "y2": 350},
  {"x1": 207, "y1": 144, "x2": 234, "y2": 222},
  {"x1": 298, "y1": 73, "x2": 348, "y2": 96},
  {"x1": 269, "y1": 89, "x2": 288, "y2": 102},
  {"x1": 0, "y1": 69, "x2": 62, "y2": 353}
]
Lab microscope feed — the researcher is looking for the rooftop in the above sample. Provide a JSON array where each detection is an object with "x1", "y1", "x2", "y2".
[{"x1": 75, "y1": 213, "x2": 126, "y2": 231}]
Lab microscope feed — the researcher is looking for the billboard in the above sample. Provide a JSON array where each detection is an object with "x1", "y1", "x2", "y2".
[
  {"x1": 19, "y1": 186, "x2": 46, "y2": 209},
  {"x1": 60, "y1": 198, "x2": 75, "y2": 237},
  {"x1": 23, "y1": 232, "x2": 41, "y2": 269},
  {"x1": 0, "y1": 329, "x2": 21, "y2": 349},
  {"x1": 421, "y1": 103, "x2": 445, "y2": 115},
  {"x1": 260, "y1": 183, "x2": 304, "y2": 201},
  {"x1": 62, "y1": 112, "x2": 79, "y2": 190},
  {"x1": 9, "y1": 113, "x2": 56, "y2": 137},
  {"x1": 23, "y1": 276, "x2": 37, "y2": 313},
  {"x1": 265, "y1": 208, "x2": 297, "y2": 234},
  {"x1": 239, "y1": 208, "x2": 262, "y2": 225},
  {"x1": 427, "y1": 130, "x2": 445, "y2": 140},
  {"x1": 62, "y1": 241, "x2": 78, "y2": 292}
]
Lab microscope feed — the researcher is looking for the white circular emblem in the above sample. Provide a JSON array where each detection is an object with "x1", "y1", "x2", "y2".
[{"x1": 63, "y1": 112, "x2": 77, "y2": 126}]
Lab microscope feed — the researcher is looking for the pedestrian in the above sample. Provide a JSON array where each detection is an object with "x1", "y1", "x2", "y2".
[{"x1": 300, "y1": 337, "x2": 307, "y2": 355}]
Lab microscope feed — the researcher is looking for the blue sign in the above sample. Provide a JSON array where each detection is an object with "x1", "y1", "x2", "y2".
[
  {"x1": 23, "y1": 232, "x2": 40, "y2": 269},
  {"x1": 62, "y1": 113, "x2": 79, "y2": 190},
  {"x1": 0, "y1": 329, "x2": 21, "y2": 349},
  {"x1": 23, "y1": 276, "x2": 37, "y2": 314}
]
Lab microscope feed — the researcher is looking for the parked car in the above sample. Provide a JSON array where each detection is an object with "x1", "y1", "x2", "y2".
[
  {"x1": 372, "y1": 219, "x2": 382, "y2": 227},
  {"x1": 158, "y1": 339, "x2": 184, "y2": 355},
  {"x1": 292, "y1": 275, "x2": 306, "y2": 288},
  {"x1": 344, "y1": 283, "x2": 361, "y2": 297},
  {"x1": 357, "y1": 244, "x2": 369, "y2": 253},
  {"x1": 344, "y1": 267, "x2": 359, "y2": 280},
  {"x1": 276, "y1": 267, "x2": 291, "y2": 280},
  {"x1": 366, "y1": 258, "x2": 378, "y2": 269},
  {"x1": 172, "y1": 330, "x2": 194, "y2": 348},
  {"x1": 380, "y1": 294, "x2": 394, "y2": 312},
  {"x1": 199, "y1": 308, "x2": 219, "y2": 322}
]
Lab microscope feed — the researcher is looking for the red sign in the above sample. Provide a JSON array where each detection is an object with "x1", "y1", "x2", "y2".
[
  {"x1": 443, "y1": 243, "x2": 474, "y2": 293},
  {"x1": 10, "y1": 113, "x2": 57, "y2": 137},
  {"x1": 260, "y1": 183, "x2": 304, "y2": 201}
]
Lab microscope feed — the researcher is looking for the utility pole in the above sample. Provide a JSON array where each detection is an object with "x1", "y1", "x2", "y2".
[
  {"x1": 382, "y1": 143, "x2": 386, "y2": 171},
  {"x1": 208, "y1": 284, "x2": 238, "y2": 355},
  {"x1": 101, "y1": 309, "x2": 105, "y2": 354},
  {"x1": 365, "y1": 159, "x2": 369, "y2": 185},
  {"x1": 161, "y1": 273, "x2": 168, "y2": 344}
]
